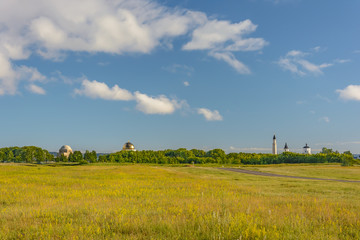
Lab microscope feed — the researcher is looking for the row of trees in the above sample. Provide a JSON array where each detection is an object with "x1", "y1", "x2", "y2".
[
  {"x1": 0, "y1": 146, "x2": 54, "y2": 163},
  {"x1": 1, "y1": 146, "x2": 358, "y2": 166},
  {"x1": 100, "y1": 148, "x2": 357, "y2": 165}
]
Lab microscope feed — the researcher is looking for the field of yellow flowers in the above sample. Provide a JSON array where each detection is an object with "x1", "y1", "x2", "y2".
[{"x1": 1, "y1": 164, "x2": 360, "y2": 239}]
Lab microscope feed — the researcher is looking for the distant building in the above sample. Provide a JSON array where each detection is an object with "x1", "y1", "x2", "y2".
[
  {"x1": 272, "y1": 135, "x2": 277, "y2": 155},
  {"x1": 303, "y1": 143, "x2": 311, "y2": 155},
  {"x1": 353, "y1": 154, "x2": 360, "y2": 160},
  {"x1": 123, "y1": 141, "x2": 136, "y2": 151},
  {"x1": 58, "y1": 145, "x2": 73, "y2": 158},
  {"x1": 284, "y1": 143, "x2": 289, "y2": 152}
]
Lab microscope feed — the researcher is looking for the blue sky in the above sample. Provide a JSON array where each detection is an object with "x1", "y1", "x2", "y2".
[{"x1": 1, "y1": 0, "x2": 359, "y2": 153}]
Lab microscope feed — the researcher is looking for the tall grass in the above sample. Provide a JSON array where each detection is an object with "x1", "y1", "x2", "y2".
[{"x1": 0, "y1": 164, "x2": 359, "y2": 239}]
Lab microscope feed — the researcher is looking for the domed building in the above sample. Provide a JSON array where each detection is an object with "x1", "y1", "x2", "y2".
[
  {"x1": 122, "y1": 141, "x2": 136, "y2": 151},
  {"x1": 58, "y1": 145, "x2": 73, "y2": 158}
]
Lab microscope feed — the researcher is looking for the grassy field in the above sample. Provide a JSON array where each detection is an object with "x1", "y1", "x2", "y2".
[
  {"x1": 1, "y1": 164, "x2": 360, "y2": 239},
  {"x1": 239, "y1": 164, "x2": 360, "y2": 180}
]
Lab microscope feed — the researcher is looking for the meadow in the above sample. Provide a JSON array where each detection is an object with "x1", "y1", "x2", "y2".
[{"x1": 1, "y1": 163, "x2": 360, "y2": 239}]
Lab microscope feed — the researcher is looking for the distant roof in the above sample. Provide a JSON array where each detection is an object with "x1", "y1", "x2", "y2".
[
  {"x1": 284, "y1": 143, "x2": 288, "y2": 149},
  {"x1": 59, "y1": 145, "x2": 72, "y2": 151},
  {"x1": 273, "y1": 135, "x2": 276, "y2": 140},
  {"x1": 123, "y1": 141, "x2": 135, "y2": 150},
  {"x1": 303, "y1": 143, "x2": 310, "y2": 148}
]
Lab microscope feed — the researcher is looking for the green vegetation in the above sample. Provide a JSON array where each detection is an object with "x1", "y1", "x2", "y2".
[
  {"x1": 0, "y1": 146, "x2": 53, "y2": 163},
  {"x1": 1, "y1": 146, "x2": 359, "y2": 166},
  {"x1": 101, "y1": 149, "x2": 359, "y2": 166},
  {"x1": 0, "y1": 164, "x2": 359, "y2": 239}
]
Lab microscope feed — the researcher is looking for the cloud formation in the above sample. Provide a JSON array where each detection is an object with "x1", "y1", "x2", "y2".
[
  {"x1": 336, "y1": 85, "x2": 360, "y2": 101},
  {"x1": 197, "y1": 108, "x2": 223, "y2": 121},
  {"x1": 0, "y1": 0, "x2": 266, "y2": 95},
  {"x1": 209, "y1": 51, "x2": 251, "y2": 74},
  {"x1": 74, "y1": 79, "x2": 223, "y2": 119},
  {"x1": 277, "y1": 50, "x2": 333, "y2": 76},
  {"x1": 27, "y1": 84, "x2": 46, "y2": 95},
  {"x1": 74, "y1": 79, "x2": 186, "y2": 115},
  {"x1": 134, "y1": 92, "x2": 183, "y2": 115},
  {"x1": 74, "y1": 79, "x2": 133, "y2": 100},
  {"x1": 183, "y1": 19, "x2": 267, "y2": 73}
]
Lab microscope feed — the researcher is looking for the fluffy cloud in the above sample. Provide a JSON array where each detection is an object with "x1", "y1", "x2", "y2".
[
  {"x1": 183, "y1": 19, "x2": 267, "y2": 73},
  {"x1": 134, "y1": 92, "x2": 183, "y2": 115},
  {"x1": 278, "y1": 50, "x2": 333, "y2": 76},
  {"x1": 183, "y1": 19, "x2": 260, "y2": 50},
  {"x1": 197, "y1": 108, "x2": 223, "y2": 121},
  {"x1": 0, "y1": 53, "x2": 46, "y2": 95},
  {"x1": 74, "y1": 79, "x2": 133, "y2": 100},
  {"x1": 336, "y1": 85, "x2": 360, "y2": 101},
  {"x1": 74, "y1": 79, "x2": 185, "y2": 115},
  {"x1": 74, "y1": 79, "x2": 224, "y2": 119},
  {"x1": 0, "y1": 0, "x2": 266, "y2": 94}
]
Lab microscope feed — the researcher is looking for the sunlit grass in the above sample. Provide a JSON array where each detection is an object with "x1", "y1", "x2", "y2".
[
  {"x1": 1, "y1": 164, "x2": 360, "y2": 239},
  {"x1": 240, "y1": 164, "x2": 360, "y2": 180}
]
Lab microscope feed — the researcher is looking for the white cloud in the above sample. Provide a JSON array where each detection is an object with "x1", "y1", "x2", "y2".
[
  {"x1": 74, "y1": 79, "x2": 187, "y2": 115},
  {"x1": 183, "y1": 19, "x2": 258, "y2": 50},
  {"x1": 0, "y1": 53, "x2": 17, "y2": 95},
  {"x1": 0, "y1": 53, "x2": 46, "y2": 95},
  {"x1": 209, "y1": 51, "x2": 251, "y2": 74},
  {"x1": 183, "y1": 81, "x2": 190, "y2": 87},
  {"x1": 197, "y1": 108, "x2": 223, "y2": 121},
  {"x1": 27, "y1": 84, "x2": 46, "y2": 95},
  {"x1": 74, "y1": 79, "x2": 133, "y2": 100},
  {"x1": 16, "y1": 66, "x2": 46, "y2": 82},
  {"x1": 183, "y1": 18, "x2": 266, "y2": 73},
  {"x1": 0, "y1": 0, "x2": 266, "y2": 94},
  {"x1": 286, "y1": 50, "x2": 307, "y2": 57},
  {"x1": 319, "y1": 116, "x2": 330, "y2": 123},
  {"x1": 278, "y1": 49, "x2": 333, "y2": 76},
  {"x1": 134, "y1": 92, "x2": 184, "y2": 115},
  {"x1": 336, "y1": 85, "x2": 360, "y2": 101}
]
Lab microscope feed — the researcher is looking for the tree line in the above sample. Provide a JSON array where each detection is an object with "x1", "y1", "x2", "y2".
[{"x1": 0, "y1": 146, "x2": 358, "y2": 166}]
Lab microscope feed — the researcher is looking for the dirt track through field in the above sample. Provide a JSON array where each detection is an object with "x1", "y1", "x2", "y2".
[{"x1": 220, "y1": 168, "x2": 360, "y2": 183}]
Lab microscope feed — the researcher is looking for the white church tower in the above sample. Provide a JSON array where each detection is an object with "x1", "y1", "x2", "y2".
[
  {"x1": 272, "y1": 135, "x2": 277, "y2": 155},
  {"x1": 284, "y1": 143, "x2": 289, "y2": 152},
  {"x1": 303, "y1": 143, "x2": 311, "y2": 154}
]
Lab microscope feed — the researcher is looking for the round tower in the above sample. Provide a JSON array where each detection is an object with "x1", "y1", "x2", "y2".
[{"x1": 272, "y1": 135, "x2": 277, "y2": 155}]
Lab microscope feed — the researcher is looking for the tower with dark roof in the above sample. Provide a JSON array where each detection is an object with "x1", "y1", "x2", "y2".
[
  {"x1": 272, "y1": 135, "x2": 277, "y2": 155},
  {"x1": 303, "y1": 143, "x2": 311, "y2": 154},
  {"x1": 284, "y1": 143, "x2": 289, "y2": 152}
]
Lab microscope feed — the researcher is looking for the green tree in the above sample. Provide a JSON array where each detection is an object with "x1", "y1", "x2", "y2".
[
  {"x1": 321, "y1": 147, "x2": 333, "y2": 154},
  {"x1": 6, "y1": 151, "x2": 14, "y2": 162}
]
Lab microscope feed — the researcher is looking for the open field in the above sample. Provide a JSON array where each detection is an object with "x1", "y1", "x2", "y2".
[
  {"x1": 239, "y1": 164, "x2": 360, "y2": 181},
  {"x1": 1, "y1": 164, "x2": 360, "y2": 239}
]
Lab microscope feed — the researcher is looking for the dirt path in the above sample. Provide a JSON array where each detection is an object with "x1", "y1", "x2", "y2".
[{"x1": 220, "y1": 168, "x2": 360, "y2": 183}]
